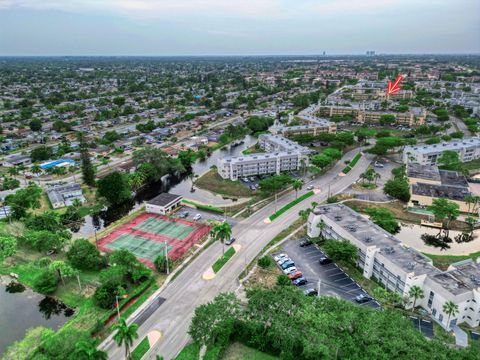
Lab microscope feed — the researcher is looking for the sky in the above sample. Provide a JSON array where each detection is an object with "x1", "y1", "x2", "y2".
[{"x1": 0, "y1": 0, "x2": 479, "y2": 56}]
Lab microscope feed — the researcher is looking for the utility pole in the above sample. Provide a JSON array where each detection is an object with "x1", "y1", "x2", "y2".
[
  {"x1": 164, "y1": 240, "x2": 170, "y2": 275},
  {"x1": 115, "y1": 295, "x2": 121, "y2": 320}
]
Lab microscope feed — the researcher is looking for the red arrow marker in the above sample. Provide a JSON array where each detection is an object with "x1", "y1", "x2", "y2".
[{"x1": 387, "y1": 75, "x2": 404, "y2": 96}]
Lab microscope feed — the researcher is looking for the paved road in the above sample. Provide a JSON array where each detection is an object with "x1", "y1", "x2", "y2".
[{"x1": 101, "y1": 148, "x2": 373, "y2": 360}]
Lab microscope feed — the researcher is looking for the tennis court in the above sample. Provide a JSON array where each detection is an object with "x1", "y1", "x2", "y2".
[
  {"x1": 105, "y1": 234, "x2": 173, "y2": 261},
  {"x1": 98, "y1": 212, "x2": 211, "y2": 268},
  {"x1": 134, "y1": 217, "x2": 194, "y2": 240}
]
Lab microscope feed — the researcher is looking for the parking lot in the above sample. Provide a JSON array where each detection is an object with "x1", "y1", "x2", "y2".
[
  {"x1": 174, "y1": 205, "x2": 237, "y2": 227},
  {"x1": 276, "y1": 240, "x2": 380, "y2": 309},
  {"x1": 409, "y1": 316, "x2": 434, "y2": 339}
]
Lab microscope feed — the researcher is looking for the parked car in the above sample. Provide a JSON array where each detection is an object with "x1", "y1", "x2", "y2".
[
  {"x1": 283, "y1": 266, "x2": 297, "y2": 274},
  {"x1": 374, "y1": 161, "x2": 384, "y2": 168},
  {"x1": 288, "y1": 271, "x2": 304, "y2": 280},
  {"x1": 281, "y1": 261, "x2": 295, "y2": 270},
  {"x1": 193, "y1": 214, "x2": 202, "y2": 221},
  {"x1": 306, "y1": 185, "x2": 314, "y2": 190},
  {"x1": 242, "y1": 178, "x2": 249, "y2": 183},
  {"x1": 277, "y1": 257, "x2": 291, "y2": 266},
  {"x1": 304, "y1": 288, "x2": 318, "y2": 296},
  {"x1": 178, "y1": 211, "x2": 189, "y2": 218},
  {"x1": 299, "y1": 238, "x2": 312, "y2": 247},
  {"x1": 293, "y1": 277, "x2": 307, "y2": 286},
  {"x1": 354, "y1": 294, "x2": 372, "y2": 303},
  {"x1": 318, "y1": 256, "x2": 332, "y2": 265},
  {"x1": 249, "y1": 185, "x2": 256, "y2": 190},
  {"x1": 249, "y1": 177, "x2": 256, "y2": 182},
  {"x1": 274, "y1": 253, "x2": 288, "y2": 262},
  {"x1": 225, "y1": 238, "x2": 235, "y2": 245}
]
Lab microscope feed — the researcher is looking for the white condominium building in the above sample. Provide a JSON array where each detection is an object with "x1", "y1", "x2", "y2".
[
  {"x1": 308, "y1": 204, "x2": 480, "y2": 329},
  {"x1": 218, "y1": 134, "x2": 310, "y2": 181},
  {"x1": 403, "y1": 137, "x2": 480, "y2": 165}
]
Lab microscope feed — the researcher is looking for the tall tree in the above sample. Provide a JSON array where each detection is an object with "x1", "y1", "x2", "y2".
[
  {"x1": 80, "y1": 147, "x2": 96, "y2": 187},
  {"x1": 97, "y1": 172, "x2": 132, "y2": 206},
  {"x1": 211, "y1": 222, "x2": 232, "y2": 256},
  {"x1": 293, "y1": 179, "x2": 303, "y2": 199},
  {"x1": 112, "y1": 317, "x2": 139, "y2": 360},
  {"x1": 443, "y1": 301, "x2": 459, "y2": 329},
  {"x1": 408, "y1": 285, "x2": 425, "y2": 310},
  {"x1": 73, "y1": 338, "x2": 108, "y2": 360}
]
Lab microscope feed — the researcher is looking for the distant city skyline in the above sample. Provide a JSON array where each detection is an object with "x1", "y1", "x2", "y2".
[{"x1": 0, "y1": 0, "x2": 479, "y2": 56}]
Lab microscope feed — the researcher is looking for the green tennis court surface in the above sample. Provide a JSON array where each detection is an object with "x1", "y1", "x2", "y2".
[
  {"x1": 105, "y1": 234, "x2": 173, "y2": 261},
  {"x1": 134, "y1": 217, "x2": 195, "y2": 240}
]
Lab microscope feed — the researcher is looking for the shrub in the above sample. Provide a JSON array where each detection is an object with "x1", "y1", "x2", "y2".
[
  {"x1": 66, "y1": 239, "x2": 102, "y2": 270},
  {"x1": 257, "y1": 256, "x2": 272, "y2": 269},
  {"x1": 94, "y1": 282, "x2": 122, "y2": 309},
  {"x1": 33, "y1": 270, "x2": 58, "y2": 295},
  {"x1": 154, "y1": 255, "x2": 170, "y2": 273},
  {"x1": 327, "y1": 196, "x2": 339, "y2": 203},
  {"x1": 276, "y1": 274, "x2": 291, "y2": 286}
]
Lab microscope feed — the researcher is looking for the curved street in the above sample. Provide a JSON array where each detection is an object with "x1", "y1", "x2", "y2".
[{"x1": 100, "y1": 148, "x2": 373, "y2": 360}]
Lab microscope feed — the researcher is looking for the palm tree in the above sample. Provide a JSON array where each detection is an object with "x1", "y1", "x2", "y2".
[
  {"x1": 8, "y1": 166, "x2": 19, "y2": 176},
  {"x1": 316, "y1": 219, "x2": 326, "y2": 240},
  {"x1": 74, "y1": 338, "x2": 108, "y2": 360},
  {"x1": 443, "y1": 301, "x2": 459, "y2": 329},
  {"x1": 112, "y1": 317, "x2": 139, "y2": 360},
  {"x1": 293, "y1": 179, "x2": 303, "y2": 199},
  {"x1": 298, "y1": 208, "x2": 312, "y2": 222},
  {"x1": 31, "y1": 164, "x2": 42, "y2": 177},
  {"x1": 311, "y1": 201, "x2": 318, "y2": 210},
  {"x1": 211, "y1": 222, "x2": 232, "y2": 256},
  {"x1": 374, "y1": 172, "x2": 381, "y2": 185},
  {"x1": 408, "y1": 285, "x2": 424, "y2": 310}
]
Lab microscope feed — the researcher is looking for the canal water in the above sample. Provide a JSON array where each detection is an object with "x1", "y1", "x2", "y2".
[
  {"x1": 0, "y1": 278, "x2": 73, "y2": 355},
  {"x1": 75, "y1": 135, "x2": 256, "y2": 237}
]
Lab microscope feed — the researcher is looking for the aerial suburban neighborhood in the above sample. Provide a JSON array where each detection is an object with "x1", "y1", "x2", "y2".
[{"x1": 0, "y1": 1, "x2": 479, "y2": 360}]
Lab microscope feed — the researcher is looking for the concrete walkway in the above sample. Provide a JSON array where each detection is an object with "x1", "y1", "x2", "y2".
[{"x1": 452, "y1": 325, "x2": 469, "y2": 348}]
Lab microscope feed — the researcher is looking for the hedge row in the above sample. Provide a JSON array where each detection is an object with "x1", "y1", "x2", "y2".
[
  {"x1": 269, "y1": 191, "x2": 314, "y2": 221},
  {"x1": 342, "y1": 153, "x2": 362, "y2": 174},
  {"x1": 212, "y1": 247, "x2": 236, "y2": 273},
  {"x1": 181, "y1": 199, "x2": 224, "y2": 214}
]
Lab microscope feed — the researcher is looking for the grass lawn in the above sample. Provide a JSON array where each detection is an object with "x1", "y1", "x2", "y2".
[
  {"x1": 344, "y1": 200, "x2": 426, "y2": 225},
  {"x1": 461, "y1": 158, "x2": 480, "y2": 172},
  {"x1": 269, "y1": 191, "x2": 314, "y2": 221},
  {"x1": 422, "y1": 251, "x2": 480, "y2": 271},
  {"x1": 174, "y1": 342, "x2": 200, "y2": 360},
  {"x1": 342, "y1": 153, "x2": 362, "y2": 174},
  {"x1": 131, "y1": 336, "x2": 150, "y2": 360},
  {"x1": 352, "y1": 183, "x2": 377, "y2": 190},
  {"x1": 212, "y1": 247, "x2": 236, "y2": 273},
  {"x1": 195, "y1": 169, "x2": 254, "y2": 198},
  {"x1": 221, "y1": 342, "x2": 278, "y2": 360}
]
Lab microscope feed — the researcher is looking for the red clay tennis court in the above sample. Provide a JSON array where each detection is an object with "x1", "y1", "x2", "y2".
[{"x1": 97, "y1": 212, "x2": 211, "y2": 268}]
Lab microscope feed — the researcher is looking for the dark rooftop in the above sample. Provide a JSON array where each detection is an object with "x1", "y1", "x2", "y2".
[
  {"x1": 147, "y1": 193, "x2": 182, "y2": 207},
  {"x1": 412, "y1": 183, "x2": 471, "y2": 201},
  {"x1": 439, "y1": 169, "x2": 469, "y2": 188},
  {"x1": 407, "y1": 163, "x2": 440, "y2": 181}
]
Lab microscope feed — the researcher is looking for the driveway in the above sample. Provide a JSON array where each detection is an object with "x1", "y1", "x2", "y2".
[{"x1": 278, "y1": 240, "x2": 380, "y2": 309}]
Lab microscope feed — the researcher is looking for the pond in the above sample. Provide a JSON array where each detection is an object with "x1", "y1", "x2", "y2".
[
  {"x1": 396, "y1": 222, "x2": 480, "y2": 256},
  {"x1": 75, "y1": 135, "x2": 257, "y2": 237},
  {"x1": 0, "y1": 277, "x2": 74, "y2": 355}
]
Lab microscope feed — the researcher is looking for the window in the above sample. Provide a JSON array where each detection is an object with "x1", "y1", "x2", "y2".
[{"x1": 428, "y1": 291, "x2": 434, "y2": 308}]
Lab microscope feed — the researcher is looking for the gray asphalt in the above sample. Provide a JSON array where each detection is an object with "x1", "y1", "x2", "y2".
[{"x1": 101, "y1": 148, "x2": 373, "y2": 360}]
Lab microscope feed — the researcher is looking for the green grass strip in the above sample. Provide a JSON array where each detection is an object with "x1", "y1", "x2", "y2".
[
  {"x1": 181, "y1": 199, "x2": 224, "y2": 214},
  {"x1": 131, "y1": 336, "x2": 150, "y2": 360},
  {"x1": 212, "y1": 246, "x2": 236, "y2": 273},
  {"x1": 342, "y1": 153, "x2": 362, "y2": 173},
  {"x1": 269, "y1": 191, "x2": 314, "y2": 221}
]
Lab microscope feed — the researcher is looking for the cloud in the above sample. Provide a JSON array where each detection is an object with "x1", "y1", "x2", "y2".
[{"x1": 0, "y1": 0, "x2": 288, "y2": 19}]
